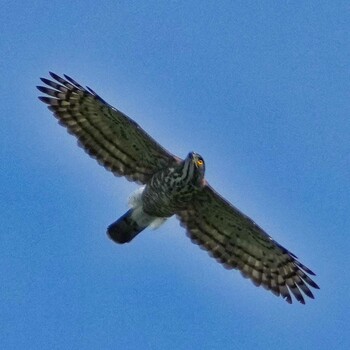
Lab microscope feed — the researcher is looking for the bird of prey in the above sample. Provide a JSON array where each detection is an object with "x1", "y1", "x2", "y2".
[{"x1": 37, "y1": 72, "x2": 319, "y2": 304}]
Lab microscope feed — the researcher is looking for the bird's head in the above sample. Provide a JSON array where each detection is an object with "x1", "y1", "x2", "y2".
[{"x1": 183, "y1": 152, "x2": 206, "y2": 187}]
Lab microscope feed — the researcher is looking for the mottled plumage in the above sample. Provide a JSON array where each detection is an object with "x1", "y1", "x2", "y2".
[{"x1": 37, "y1": 72, "x2": 319, "y2": 304}]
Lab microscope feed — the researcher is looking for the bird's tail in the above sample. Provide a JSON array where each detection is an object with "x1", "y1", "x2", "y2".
[{"x1": 107, "y1": 209, "x2": 147, "y2": 244}]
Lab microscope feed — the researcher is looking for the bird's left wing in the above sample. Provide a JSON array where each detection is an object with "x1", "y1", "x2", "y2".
[
  {"x1": 176, "y1": 185, "x2": 319, "y2": 304},
  {"x1": 37, "y1": 72, "x2": 180, "y2": 184}
]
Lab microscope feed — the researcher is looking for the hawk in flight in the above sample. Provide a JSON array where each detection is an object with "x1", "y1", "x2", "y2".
[{"x1": 37, "y1": 72, "x2": 319, "y2": 304}]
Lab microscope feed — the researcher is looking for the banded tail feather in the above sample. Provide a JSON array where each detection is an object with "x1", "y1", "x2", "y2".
[{"x1": 107, "y1": 209, "x2": 147, "y2": 244}]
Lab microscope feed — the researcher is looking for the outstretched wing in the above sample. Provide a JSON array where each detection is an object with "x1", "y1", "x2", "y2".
[
  {"x1": 37, "y1": 72, "x2": 180, "y2": 184},
  {"x1": 177, "y1": 185, "x2": 319, "y2": 304}
]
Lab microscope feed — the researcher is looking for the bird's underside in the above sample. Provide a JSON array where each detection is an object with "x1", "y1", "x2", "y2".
[{"x1": 37, "y1": 72, "x2": 320, "y2": 304}]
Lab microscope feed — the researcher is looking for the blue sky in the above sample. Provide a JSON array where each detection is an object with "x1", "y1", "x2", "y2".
[{"x1": 1, "y1": 1, "x2": 349, "y2": 349}]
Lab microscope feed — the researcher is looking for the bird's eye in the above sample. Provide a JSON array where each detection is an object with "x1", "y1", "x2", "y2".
[{"x1": 197, "y1": 159, "x2": 203, "y2": 166}]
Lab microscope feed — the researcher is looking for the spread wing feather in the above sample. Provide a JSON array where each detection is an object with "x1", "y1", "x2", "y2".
[
  {"x1": 177, "y1": 185, "x2": 319, "y2": 304},
  {"x1": 37, "y1": 72, "x2": 179, "y2": 184}
]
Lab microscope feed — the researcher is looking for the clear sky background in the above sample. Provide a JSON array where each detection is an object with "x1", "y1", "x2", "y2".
[{"x1": 1, "y1": 1, "x2": 349, "y2": 349}]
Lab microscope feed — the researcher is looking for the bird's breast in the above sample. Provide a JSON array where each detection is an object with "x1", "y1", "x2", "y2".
[{"x1": 141, "y1": 168, "x2": 199, "y2": 217}]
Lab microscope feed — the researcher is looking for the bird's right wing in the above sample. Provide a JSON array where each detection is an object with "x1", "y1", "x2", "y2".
[
  {"x1": 177, "y1": 184, "x2": 319, "y2": 304},
  {"x1": 37, "y1": 72, "x2": 180, "y2": 184}
]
